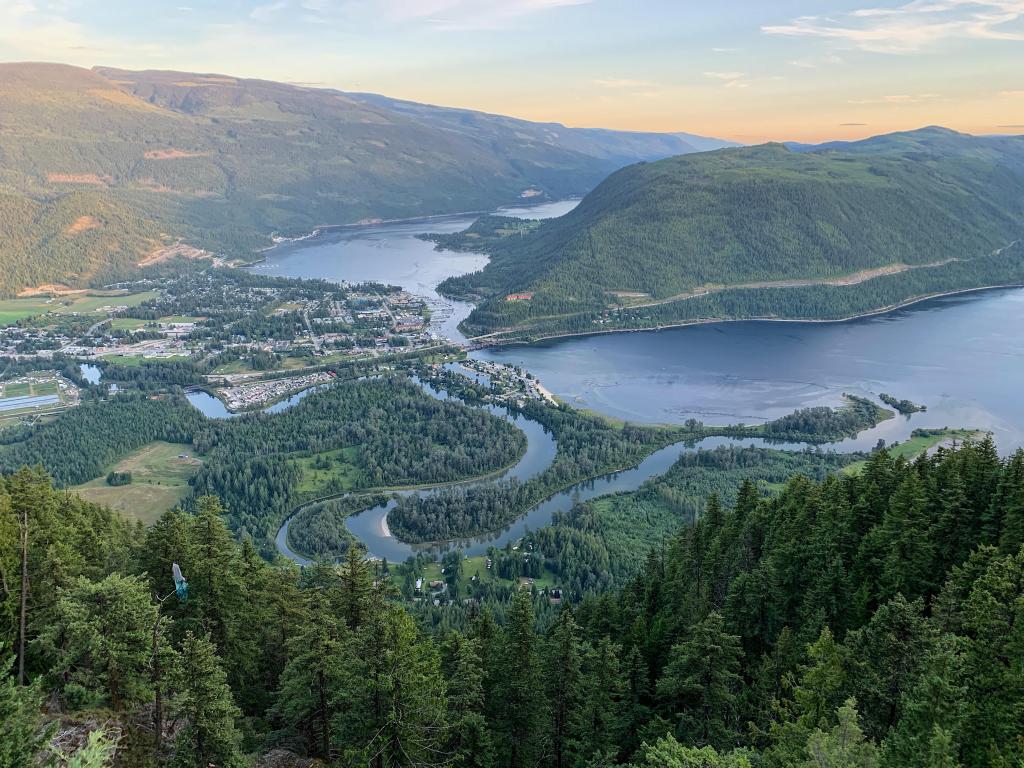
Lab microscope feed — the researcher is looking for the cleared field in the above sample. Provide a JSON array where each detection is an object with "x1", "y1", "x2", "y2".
[
  {"x1": 109, "y1": 317, "x2": 153, "y2": 331},
  {"x1": 293, "y1": 446, "x2": 363, "y2": 494},
  {"x1": 99, "y1": 353, "x2": 191, "y2": 367},
  {"x1": 0, "y1": 290, "x2": 159, "y2": 326},
  {"x1": 421, "y1": 554, "x2": 558, "y2": 590},
  {"x1": 72, "y1": 441, "x2": 201, "y2": 524},
  {"x1": 0, "y1": 379, "x2": 59, "y2": 398}
]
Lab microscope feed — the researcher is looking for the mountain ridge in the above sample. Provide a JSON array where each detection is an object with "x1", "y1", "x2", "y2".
[
  {"x1": 0, "y1": 61, "x2": 733, "y2": 296},
  {"x1": 435, "y1": 128, "x2": 1024, "y2": 340}
]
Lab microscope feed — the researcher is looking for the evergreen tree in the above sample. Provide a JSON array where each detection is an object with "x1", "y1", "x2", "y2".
[
  {"x1": 656, "y1": 611, "x2": 742, "y2": 749},
  {"x1": 880, "y1": 472, "x2": 935, "y2": 600},
  {"x1": 348, "y1": 603, "x2": 448, "y2": 768},
  {"x1": 882, "y1": 636, "x2": 965, "y2": 768},
  {"x1": 544, "y1": 607, "x2": 583, "y2": 768},
  {"x1": 0, "y1": 653, "x2": 50, "y2": 768},
  {"x1": 803, "y1": 699, "x2": 880, "y2": 768},
  {"x1": 271, "y1": 591, "x2": 346, "y2": 760},
  {"x1": 170, "y1": 631, "x2": 243, "y2": 768},
  {"x1": 446, "y1": 634, "x2": 493, "y2": 768},
  {"x1": 494, "y1": 591, "x2": 542, "y2": 768},
  {"x1": 36, "y1": 573, "x2": 159, "y2": 711},
  {"x1": 576, "y1": 636, "x2": 625, "y2": 764}
]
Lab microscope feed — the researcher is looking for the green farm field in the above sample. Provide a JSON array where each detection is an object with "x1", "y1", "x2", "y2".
[{"x1": 72, "y1": 440, "x2": 202, "y2": 524}]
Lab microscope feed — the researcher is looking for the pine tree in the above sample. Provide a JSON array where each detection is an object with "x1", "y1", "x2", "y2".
[
  {"x1": 768, "y1": 627, "x2": 849, "y2": 768},
  {"x1": 272, "y1": 591, "x2": 346, "y2": 760},
  {"x1": 446, "y1": 635, "x2": 493, "y2": 768},
  {"x1": 170, "y1": 631, "x2": 243, "y2": 768},
  {"x1": 803, "y1": 699, "x2": 880, "y2": 768},
  {"x1": 656, "y1": 611, "x2": 742, "y2": 748},
  {"x1": 350, "y1": 604, "x2": 448, "y2": 768},
  {"x1": 494, "y1": 590, "x2": 542, "y2": 768},
  {"x1": 880, "y1": 472, "x2": 935, "y2": 600},
  {"x1": 882, "y1": 636, "x2": 965, "y2": 768},
  {"x1": 544, "y1": 607, "x2": 583, "y2": 768},
  {"x1": 994, "y1": 450, "x2": 1024, "y2": 553},
  {"x1": 36, "y1": 573, "x2": 159, "y2": 711},
  {"x1": 576, "y1": 636, "x2": 625, "y2": 763},
  {"x1": 0, "y1": 653, "x2": 50, "y2": 768},
  {"x1": 923, "y1": 726, "x2": 962, "y2": 768},
  {"x1": 340, "y1": 544, "x2": 372, "y2": 630}
]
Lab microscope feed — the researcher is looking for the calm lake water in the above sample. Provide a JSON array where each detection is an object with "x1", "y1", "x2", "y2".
[
  {"x1": 256, "y1": 198, "x2": 1024, "y2": 455},
  {"x1": 475, "y1": 289, "x2": 1024, "y2": 454},
  {"x1": 250, "y1": 199, "x2": 578, "y2": 342}
]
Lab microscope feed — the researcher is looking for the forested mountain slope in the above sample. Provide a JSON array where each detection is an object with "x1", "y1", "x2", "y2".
[
  {"x1": 2, "y1": 439, "x2": 1023, "y2": 766},
  {"x1": 0, "y1": 62, "x2": 728, "y2": 296},
  {"x1": 439, "y1": 128, "x2": 1024, "y2": 339}
]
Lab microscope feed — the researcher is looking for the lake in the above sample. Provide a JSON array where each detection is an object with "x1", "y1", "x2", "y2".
[
  {"x1": 255, "y1": 199, "x2": 1024, "y2": 455},
  {"x1": 250, "y1": 199, "x2": 578, "y2": 342},
  {"x1": 474, "y1": 288, "x2": 1024, "y2": 454}
]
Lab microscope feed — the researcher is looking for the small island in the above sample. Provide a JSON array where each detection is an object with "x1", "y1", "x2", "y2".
[{"x1": 879, "y1": 393, "x2": 927, "y2": 415}]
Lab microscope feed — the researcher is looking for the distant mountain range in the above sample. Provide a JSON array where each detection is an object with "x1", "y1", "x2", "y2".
[
  {"x1": 0, "y1": 62, "x2": 735, "y2": 296},
  {"x1": 436, "y1": 127, "x2": 1024, "y2": 341}
]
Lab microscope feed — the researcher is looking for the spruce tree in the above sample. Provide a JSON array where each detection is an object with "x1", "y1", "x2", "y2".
[
  {"x1": 0, "y1": 653, "x2": 50, "y2": 768},
  {"x1": 656, "y1": 611, "x2": 742, "y2": 748},
  {"x1": 170, "y1": 631, "x2": 243, "y2": 768},
  {"x1": 272, "y1": 591, "x2": 346, "y2": 760},
  {"x1": 495, "y1": 590, "x2": 542, "y2": 768},
  {"x1": 544, "y1": 607, "x2": 583, "y2": 768},
  {"x1": 446, "y1": 635, "x2": 493, "y2": 768}
]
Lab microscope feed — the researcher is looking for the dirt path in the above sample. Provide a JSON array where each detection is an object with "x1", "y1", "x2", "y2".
[{"x1": 618, "y1": 258, "x2": 960, "y2": 310}]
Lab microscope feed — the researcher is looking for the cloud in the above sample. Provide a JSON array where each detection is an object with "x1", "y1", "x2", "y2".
[
  {"x1": 0, "y1": 1, "x2": 167, "y2": 64},
  {"x1": 593, "y1": 78, "x2": 658, "y2": 89},
  {"x1": 999, "y1": 89, "x2": 1024, "y2": 97},
  {"x1": 251, "y1": 1, "x2": 289, "y2": 21},
  {"x1": 848, "y1": 93, "x2": 941, "y2": 103},
  {"x1": 763, "y1": 0, "x2": 1024, "y2": 53},
  {"x1": 335, "y1": 0, "x2": 593, "y2": 30},
  {"x1": 704, "y1": 71, "x2": 749, "y2": 88}
]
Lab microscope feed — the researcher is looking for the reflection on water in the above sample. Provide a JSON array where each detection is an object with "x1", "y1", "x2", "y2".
[
  {"x1": 476, "y1": 289, "x2": 1024, "y2": 454},
  {"x1": 185, "y1": 385, "x2": 324, "y2": 419},
  {"x1": 79, "y1": 364, "x2": 102, "y2": 384},
  {"x1": 250, "y1": 197, "x2": 1024, "y2": 561},
  {"x1": 250, "y1": 199, "x2": 579, "y2": 343}
]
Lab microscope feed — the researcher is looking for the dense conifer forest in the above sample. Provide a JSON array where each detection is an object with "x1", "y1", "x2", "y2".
[{"x1": 2, "y1": 436, "x2": 1023, "y2": 766}]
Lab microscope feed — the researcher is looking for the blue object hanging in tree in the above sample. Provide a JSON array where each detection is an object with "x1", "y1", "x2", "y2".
[{"x1": 172, "y1": 562, "x2": 189, "y2": 601}]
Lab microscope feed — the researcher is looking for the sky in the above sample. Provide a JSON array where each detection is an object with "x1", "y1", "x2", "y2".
[{"x1": 0, "y1": 0, "x2": 1021, "y2": 143}]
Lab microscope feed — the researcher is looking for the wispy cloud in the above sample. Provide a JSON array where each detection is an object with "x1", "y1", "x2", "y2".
[
  {"x1": 593, "y1": 78, "x2": 657, "y2": 89},
  {"x1": 848, "y1": 92, "x2": 941, "y2": 103},
  {"x1": 0, "y1": 0, "x2": 167, "y2": 64},
  {"x1": 334, "y1": 0, "x2": 592, "y2": 30},
  {"x1": 704, "y1": 71, "x2": 748, "y2": 88},
  {"x1": 764, "y1": 0, "x2": 1024, "y2": 53}
]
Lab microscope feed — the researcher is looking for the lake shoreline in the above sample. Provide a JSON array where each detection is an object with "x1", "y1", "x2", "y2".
[{"x1": 469, "y1": 282, "x2": 1024, "y2": 348}]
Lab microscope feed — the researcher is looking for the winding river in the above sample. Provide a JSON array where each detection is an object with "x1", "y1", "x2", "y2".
[
  {"x1": 245, "y1": 197, "x2": 1024, "y2": 563},
  {"x1": 274, "y1": 367, "x2": 816, "y2": 564}
]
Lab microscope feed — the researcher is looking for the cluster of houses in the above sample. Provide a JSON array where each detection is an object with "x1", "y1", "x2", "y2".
[{"x1": 215, "y1": 371, "x2": 333, "y2": 411}]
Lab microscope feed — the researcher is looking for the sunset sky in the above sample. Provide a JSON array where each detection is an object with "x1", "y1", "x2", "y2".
[{"x1": 1, "y1": 0, "x2": 1021, "y2": 143}]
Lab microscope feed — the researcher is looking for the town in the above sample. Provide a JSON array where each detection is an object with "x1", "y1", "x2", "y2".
[{"x1": 0, "y1": 267, "x2": 557, "y2": 415}]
